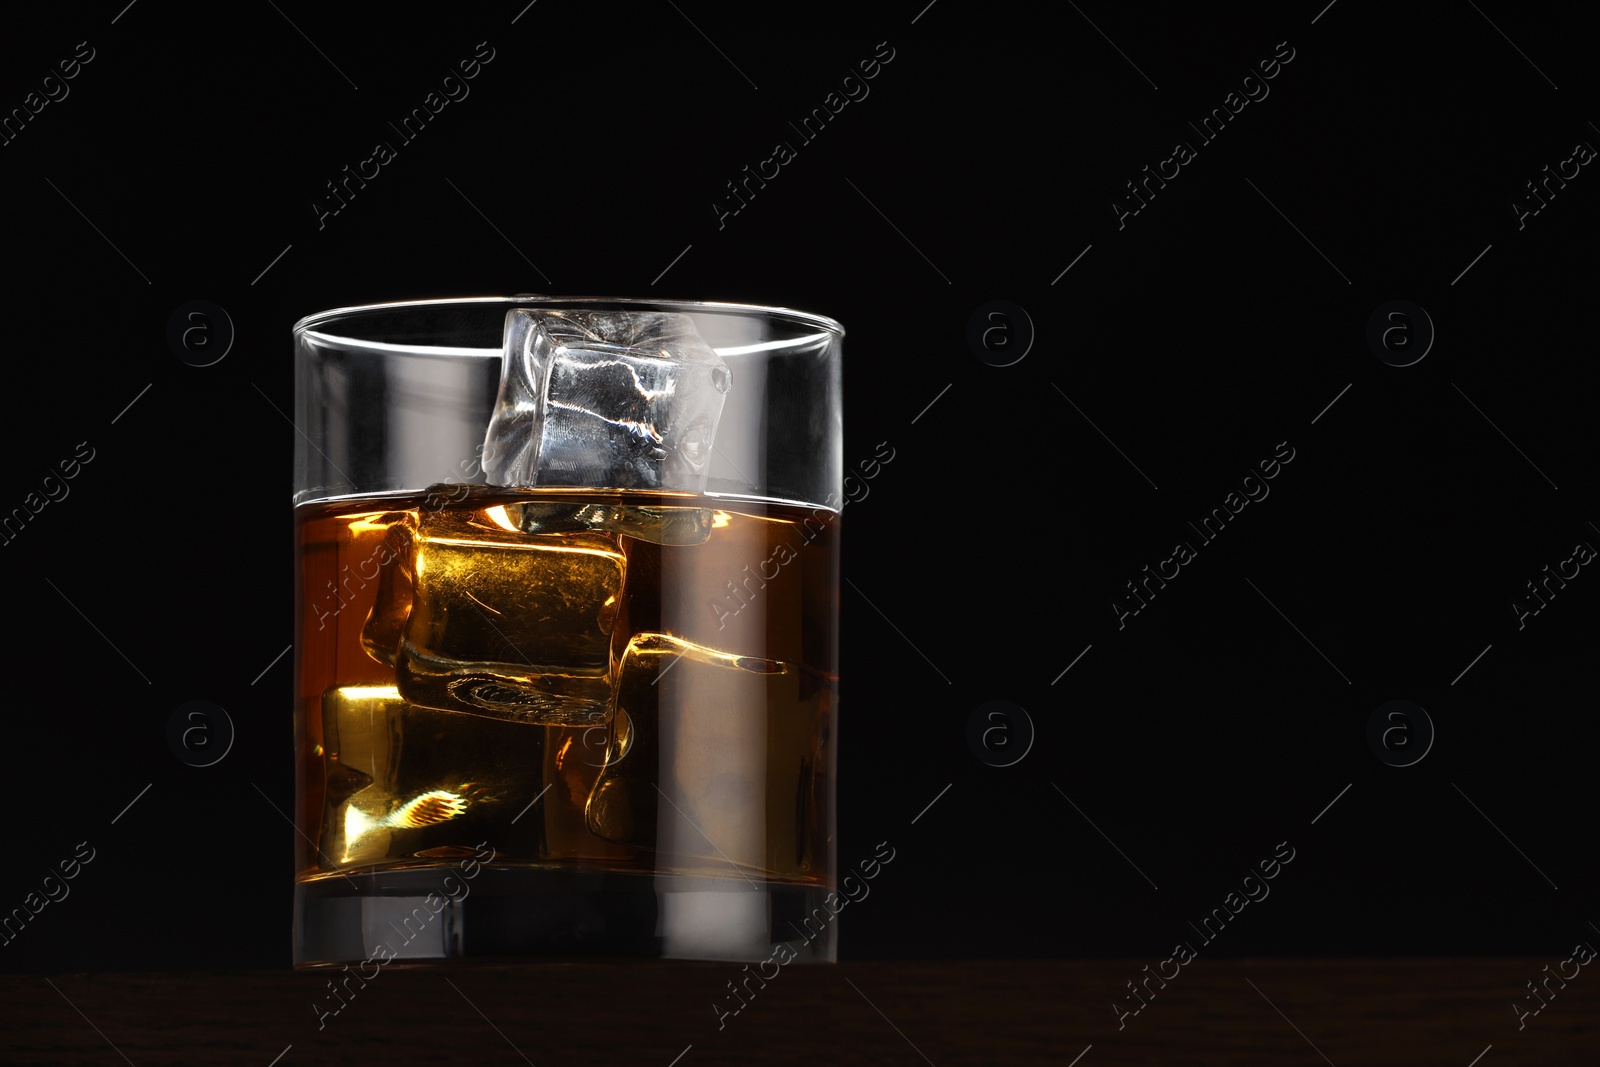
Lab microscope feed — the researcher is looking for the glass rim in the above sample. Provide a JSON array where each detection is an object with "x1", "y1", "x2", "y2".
[{"x1": 293, "y1": 295, "x2": 846, "y2": 338}]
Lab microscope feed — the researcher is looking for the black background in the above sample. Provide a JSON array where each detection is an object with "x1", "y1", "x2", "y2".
[{"x1": 0, "y1": 0, "x2": 1595, "y2": 976}]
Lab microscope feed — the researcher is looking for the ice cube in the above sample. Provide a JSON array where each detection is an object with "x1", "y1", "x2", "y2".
[
  {"x1": 360, "y1": 517, "x2": 415, "y2": 668},
  {"x1": 538, "y1": 701, "x2": 638, "y2": 862},
  {"x1": 393, "y1": 505, "x2": 626, "y2": 725},
  {"x1": 319, "y1": 685, "x2": 544, "y2": 866},
  {"x1": 585, "y1": 633, "x2": 812, "y2": 876},
  {"x1": 482, "y1": 309, "x2": 731, "y2": 492},
  {"x1": 508, "y1": 498, "x2": 714, "y2": 546}
]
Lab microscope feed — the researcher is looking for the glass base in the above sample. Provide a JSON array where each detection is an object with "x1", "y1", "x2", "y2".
[{"x1": 293, "y1": 867, "x2": 838, "y2": 967}]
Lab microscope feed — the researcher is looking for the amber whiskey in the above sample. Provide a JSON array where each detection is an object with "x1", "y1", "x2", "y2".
[{"x1": 293, "y1": 486, "x2": 838, "y2": 963}]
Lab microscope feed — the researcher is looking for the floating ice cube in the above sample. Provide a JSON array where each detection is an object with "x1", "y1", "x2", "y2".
[
  {"x1": 481, "y1": 309, "x2": 731, "y2": 491},
  {"x1": 507, "y1": 498, "x2": 714, "y2": 546}
]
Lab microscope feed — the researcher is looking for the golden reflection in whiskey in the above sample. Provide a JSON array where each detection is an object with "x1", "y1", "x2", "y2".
[{"x1": 295, "y1": 487, "x2": 838, "y2": 886}]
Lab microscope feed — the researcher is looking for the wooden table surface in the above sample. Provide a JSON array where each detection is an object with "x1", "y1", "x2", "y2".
[{"x1": 3, "y1": 960, "x2": 1594, "y2": 1065}]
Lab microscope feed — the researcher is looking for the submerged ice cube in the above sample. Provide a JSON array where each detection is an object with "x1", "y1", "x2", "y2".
[
  {"x1": 387, "y1": 506, "x2": 627, "y2": 725},
  {"x1": 320, "y1": 685, "x2": 544, "y2": 866},
  {"x1": 359, "y1": 517, "x2": 415, "y2": 669},
  {"x1": 586, "y1": 632, "x2": 814, "y2": 875},
  {"x1": 320, "y1": 685, "x2": 432, "y2": 868},
  {"x1": 481, "y1": 309, "x2": 731, "y2": 492}
]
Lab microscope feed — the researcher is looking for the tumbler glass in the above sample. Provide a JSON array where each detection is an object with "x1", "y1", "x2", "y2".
[{"x1": 291, "y1": 297, "x2": 842, "y2": 967}]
